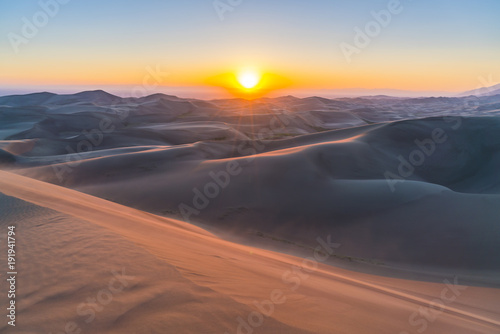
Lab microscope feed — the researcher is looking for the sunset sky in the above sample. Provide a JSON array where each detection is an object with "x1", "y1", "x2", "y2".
[{"x1": 1, "y1": 0, "x2": 499, "y2": 98}]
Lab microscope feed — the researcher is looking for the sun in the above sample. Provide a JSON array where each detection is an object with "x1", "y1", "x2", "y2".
[
  {"x1": 205, "y1": 69, "x2": 291, "y2": 98},
  {"x1": 237, "y1": 70, "x2": 261, "y2": 89}
]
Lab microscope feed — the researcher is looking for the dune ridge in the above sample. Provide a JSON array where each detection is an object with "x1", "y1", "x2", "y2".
[{"x1": 1, "y1": 170, "x2": 500, "y2": 333}]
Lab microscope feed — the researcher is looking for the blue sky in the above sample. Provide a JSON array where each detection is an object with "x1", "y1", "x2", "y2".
[{"x1": 1, "y1": 0, "x2": 499, "y2": 97}]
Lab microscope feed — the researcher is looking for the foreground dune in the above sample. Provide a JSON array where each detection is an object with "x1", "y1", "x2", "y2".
[
  {"x1": 1, "y1": 170, "x2": 500, "y2": 333},
  {"x1": 2, "y1": 91, "x2": 500, "y2": 332}
]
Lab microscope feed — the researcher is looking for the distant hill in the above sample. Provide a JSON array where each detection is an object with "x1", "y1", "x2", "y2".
[{"x1": 460, "y1": 83, "x2": 500, "y2": 97}]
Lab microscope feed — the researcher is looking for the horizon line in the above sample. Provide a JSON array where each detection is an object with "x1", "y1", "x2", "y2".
[{"x1": 0, "y1": 87, "x2": 495, "y2": 102}]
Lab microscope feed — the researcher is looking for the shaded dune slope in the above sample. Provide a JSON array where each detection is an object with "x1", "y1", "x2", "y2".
[
  {"x1": 6, "y1": 117, "x2": 500, "y2": 276},
  {"x1": 1, "y1": 91, "x2": 500, "y2": 280}
]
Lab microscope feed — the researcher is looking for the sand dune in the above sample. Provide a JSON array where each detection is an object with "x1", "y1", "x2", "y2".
[
  {"x1": 1, "y1": 91, "x2": 500, "y2": 332},
  {"x1": 10, "y1": 115, "x2": 500, "y2": 278},
  {"x1": 1, "y1": 171, "x2": 500, "y2": 333},
  {"x1": 3, "y1": 93, "x2": 500, "y2": 276}
]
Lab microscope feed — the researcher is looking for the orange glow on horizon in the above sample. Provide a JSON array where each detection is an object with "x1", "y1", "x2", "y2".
[
  {"x1": 205, "y1": 69, "x2": 292, "y2": 99},
  {"x1": 2, "y1": 55, "x2": 496, "y2": 96}
]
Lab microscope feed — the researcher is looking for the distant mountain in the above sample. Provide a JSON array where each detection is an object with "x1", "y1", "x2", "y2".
[
  {"x1": 460, "y1": 83, "x2": 500, "y2": 97},
  {"x1": 0, "y1": 90, "x2": 121, "y2": 107},
  {"x1": 73, "y1": 90, "x2": 120, "y2": 103},
  {"x1": 0, "y1": 92, "x2": 56, "y2": 106},
  {"x1": 486, "y1": 88, "x2": 500, "y2": 96}
]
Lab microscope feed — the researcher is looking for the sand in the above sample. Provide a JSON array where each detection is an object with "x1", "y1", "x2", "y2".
[
  {"x1": 1, "y1": 171, "x2": 500, "y2": 333},
  {"x1": 1, "y1": 91, "x2": 500, "y2": 333}
]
